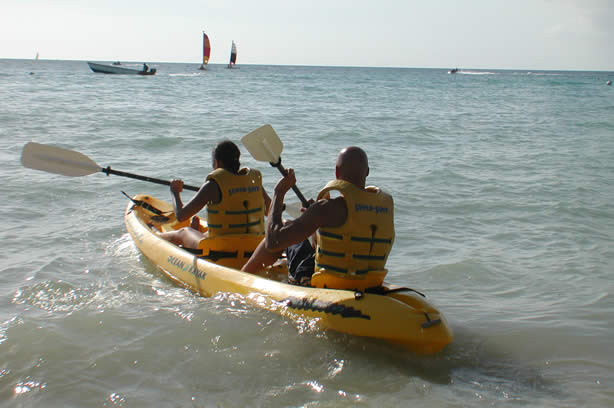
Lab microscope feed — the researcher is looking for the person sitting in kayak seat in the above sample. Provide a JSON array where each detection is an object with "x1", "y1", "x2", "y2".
[
  {"x1": 158, "y1": 140, "x2": 271, "y2": 250},
  {"x1": 242, "y1": 146, "x2": 395, "y2": 291}
]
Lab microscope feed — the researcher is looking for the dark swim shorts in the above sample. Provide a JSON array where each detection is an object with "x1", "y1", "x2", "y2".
[{"x1": 286, "y1": 239, "x2": 315, "y2": 284}]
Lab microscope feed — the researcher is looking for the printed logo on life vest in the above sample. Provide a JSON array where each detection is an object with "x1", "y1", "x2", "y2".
[
  {"x1": 167, "y1": 256, "x2": 206, "y2": 280},
  {"x1": 228, "y1": 186, "x2": 260, "y2": 197},
  {"x1": 282, "y1": 297, "x2": 370, "y2": 320},
  {"x1": 355, "y1": 203, "x2": 388, "y2": 214}
]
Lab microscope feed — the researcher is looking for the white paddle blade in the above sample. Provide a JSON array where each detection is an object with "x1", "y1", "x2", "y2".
[
  {"x1": 241, "y1": 124, "x2": 283, "y2": 163},
  {"x1": 284, "y1": 201, "x2": 303, "y2": 219},
  {"x1": 21, "y1": 142, "x2": 102, "y2": 177}
]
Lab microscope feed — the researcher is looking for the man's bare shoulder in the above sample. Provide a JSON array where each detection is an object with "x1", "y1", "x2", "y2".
[{"x1": 303, "y1": 196, "x2": 347, "y2": 228}]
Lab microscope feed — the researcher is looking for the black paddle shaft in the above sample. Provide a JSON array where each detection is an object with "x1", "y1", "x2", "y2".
[
  {"x1": 101, "y1": 166, "x2": 200, "y2": 191},
  {"x1": 269, "y1": 159, "x2": 310, "y2": 207}
]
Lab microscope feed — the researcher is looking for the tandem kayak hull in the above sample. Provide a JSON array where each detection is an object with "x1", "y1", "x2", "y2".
[{"x1": 124, "y1": 194, "x2": 453, "y2": 354}]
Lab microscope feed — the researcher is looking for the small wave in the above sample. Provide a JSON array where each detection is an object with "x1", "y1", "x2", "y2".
[
  {"x1": 106, "y1": 233, "x2": 140, "y2": 259},
  {"x1": 459, "y1": 71, "x2": 496, "y2": 75},
  {"x1": 12, "y1": 280, "x2": 95, "y2": 312},
  {"x1": 525, "y1": 72, "x2": 563, "y2": 76},
  {"x1": 0, "y1": 315, "x2": 24, "y2": 345}
]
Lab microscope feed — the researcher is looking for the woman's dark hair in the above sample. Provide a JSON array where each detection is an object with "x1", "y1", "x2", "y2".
[{"x1": 212, "y1": 140, "x2": 240, "y2": 173}]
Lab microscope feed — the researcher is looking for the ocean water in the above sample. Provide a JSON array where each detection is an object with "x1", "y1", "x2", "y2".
[{"x1": 1, "y1": 59, "x2": 613, "y2": 407}]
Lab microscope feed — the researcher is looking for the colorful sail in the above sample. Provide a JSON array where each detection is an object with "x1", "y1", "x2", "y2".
[
  {"x1": 203, "y1": 32, "x2": 211, "y2": 65},
  {"x1": 229, "y1": 41, "x2": 237, "y2": 66}
]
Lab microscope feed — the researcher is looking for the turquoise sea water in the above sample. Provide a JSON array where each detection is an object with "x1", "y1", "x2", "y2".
[{"x1": 1, "y1": 59, "x2": 613, "y2": 407}]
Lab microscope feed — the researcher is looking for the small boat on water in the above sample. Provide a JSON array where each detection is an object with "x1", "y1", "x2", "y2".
[
  {"x1": 199, "y1": 31, "x2": 211, "y2": 70},
  {"x1": 227, "y1": 40, "x2": 238, "y2": 69},
  {"x1": 87, "y1": 61, "x2": 156, "y2": 75},
  {"x1": 124, "y1": 194, "x2": 453, "y2": 354},
  {"x1": 448, "y1": 67, "x2": 459, "y2": 74}
]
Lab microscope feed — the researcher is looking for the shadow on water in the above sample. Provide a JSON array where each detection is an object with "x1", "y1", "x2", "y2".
[
  {"x1": 319, "y1": 324, "x2": 563, "y2": 403},
  {"x1": 410, "y1": 327, "x2": 561, "y2": 401}
]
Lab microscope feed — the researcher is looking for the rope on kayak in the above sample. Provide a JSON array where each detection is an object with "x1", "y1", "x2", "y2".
[
  {"x1": 121, "y1": 191, "x2": 170, "y2": 218},
  {"x1": 421, "y1": 313, "x2": 442, "y2": 329},
  {"x1": 361, "y1": 286, "x2": 426, "y2": 298},
  {"x1": 360, "y1": 286, "x2": 440, "y2": 328}
]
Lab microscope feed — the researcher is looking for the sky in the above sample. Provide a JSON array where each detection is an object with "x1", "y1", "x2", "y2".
[{"x1": 2, "y1": 0, "x2": 613, "y2": 70}]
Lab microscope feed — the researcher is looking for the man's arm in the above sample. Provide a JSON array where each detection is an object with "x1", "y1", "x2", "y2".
[
  {"x1": 264, "y1": 169, "x2": 346, "y2": 251},
  {"x1": 262, "y1": 188, "x2": 272, "y2": 215}
]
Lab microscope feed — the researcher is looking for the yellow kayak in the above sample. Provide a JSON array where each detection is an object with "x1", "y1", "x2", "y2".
[{"x1": 124, "y1": 194, "x2": 453, "y2": 354}]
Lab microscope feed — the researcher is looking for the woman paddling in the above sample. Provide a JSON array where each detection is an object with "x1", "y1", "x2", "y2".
[{"x1": 158, "y1": 140, "x2": 271, "y2": 249}]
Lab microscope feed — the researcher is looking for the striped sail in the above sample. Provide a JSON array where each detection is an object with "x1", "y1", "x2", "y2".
[
  {"x1": 229, "y1": 41, "x2": 237, "y2": 65},
  {"x1": 203, "y1": 32, "x2": 211, "y2": 65}
]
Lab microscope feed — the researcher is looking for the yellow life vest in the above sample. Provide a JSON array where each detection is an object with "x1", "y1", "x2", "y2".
[
  {"x1": 312, "y1": 180, "x2": 395, "y2": 290},
  {"x1": 205, "y1": 168, "x2": 265, "y2": 237}
]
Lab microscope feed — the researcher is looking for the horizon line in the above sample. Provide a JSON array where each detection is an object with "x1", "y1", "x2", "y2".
[{"x1": 1, "y1": 57, "x2": 613, "y2": 73}]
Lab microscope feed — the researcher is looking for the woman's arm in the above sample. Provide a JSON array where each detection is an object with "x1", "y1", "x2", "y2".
[{"x1": 171, "y1": 179, "x2": 221, "y2": 222}]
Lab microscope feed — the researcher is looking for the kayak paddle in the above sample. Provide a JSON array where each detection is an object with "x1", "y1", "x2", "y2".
[
  {"x1": 20, "y1": 142, "x2": 200, "y2": 191},
  {"x1": 241, "y1": 125, "x2": 309, "y2": 207}
]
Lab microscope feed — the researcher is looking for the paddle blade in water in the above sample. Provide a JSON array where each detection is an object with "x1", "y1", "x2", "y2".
[
  {"x1": 241, "y1": 124, "x2": 283, "y2": 163},
  {"x1": 21, "y1": 142, "x2": 101, "y2": 177}
]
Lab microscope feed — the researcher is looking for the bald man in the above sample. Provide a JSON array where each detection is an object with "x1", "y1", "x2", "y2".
[{"x1": 242, "y1": 147, "x2": 395, "y2": 291}]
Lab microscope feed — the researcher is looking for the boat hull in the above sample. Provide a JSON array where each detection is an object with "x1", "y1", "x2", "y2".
[
  {"x1": 87, "y1": 62, "x2": 156, "y2": 75},
  {"x1": 124, "y1": 194, "x2": 453, "y2": 354}
]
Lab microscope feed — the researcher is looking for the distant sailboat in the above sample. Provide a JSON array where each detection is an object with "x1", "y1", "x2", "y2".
[
  {"x1": 227, "y1": 40, "x2": 237, "y2": 68},
  {"x1": 199, "y1": 31, "x2": 211, "y2": 70},
  {"x1": 31, "y1": 51, "x2": 39, "y2": 75}
]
